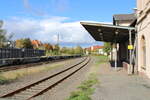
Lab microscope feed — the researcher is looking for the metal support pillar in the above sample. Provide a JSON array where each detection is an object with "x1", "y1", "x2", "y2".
[
  {"x1": 115, "y1": 30, "x2": 119, "y2": 70},
  {"x1": 115, "y1": 43, "x2": 117, "y2": 70},
  {"x1": 129, "y1": 29, "x2": 133, "y2": 74}
]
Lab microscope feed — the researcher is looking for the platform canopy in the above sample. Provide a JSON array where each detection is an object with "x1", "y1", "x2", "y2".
[{"x1": 80, "y1": 22, "x2": 136, "y2": 43}]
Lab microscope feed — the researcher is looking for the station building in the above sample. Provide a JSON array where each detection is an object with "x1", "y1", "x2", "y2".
[
  {"x1": 81, "y1": 0, "x2": 150, "y2": 78},
  {"x1": 81, "y1": 14, "x2": 136, "y2": 74},
  {"x1": 112, "y1": 14, "x2": 136, "y2": 68},
  {"x1": 137, "y1": 0, "x2": 150, "y2": 78}
]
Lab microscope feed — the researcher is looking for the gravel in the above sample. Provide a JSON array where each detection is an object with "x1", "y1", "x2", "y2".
[
  {"x1": 32, "y1": 57, "x2": 94, "y2": 100},
  {"x1": 0, "y1": 57, "x2": 85, "y2": 97}
]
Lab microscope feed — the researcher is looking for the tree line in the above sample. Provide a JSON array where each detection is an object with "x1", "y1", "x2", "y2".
[
  {"x1": 0, "y1": 20, "x2": 84, "y2": 55},
  {"x1": 1, "y1": 20, "x2": 111, "y2": 56}
]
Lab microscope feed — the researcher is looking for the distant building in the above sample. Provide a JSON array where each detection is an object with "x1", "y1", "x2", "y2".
[
  {"x1": 91, "y1": 45, "x2": 103, "y2": 51},
  {"x1": 81, "y1": 0, "x2": 150, "y2": 77},
  {"x1": 85, "y1": 45, "x2": 104, "y2": 55},
  {"x1": 81, "y1": 13, "x2": 136, "y2": 74},
  {"x1": 31, "y1": 40, "x2": 42, "y2": 48}
]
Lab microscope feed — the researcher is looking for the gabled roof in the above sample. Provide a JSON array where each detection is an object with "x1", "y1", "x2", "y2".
[
  {"x1": 113, "y1": 14, "x2": 136, "y2": 21},
  {"x1": 32, "y1": 40, "x2": 42, "y2": 47}
]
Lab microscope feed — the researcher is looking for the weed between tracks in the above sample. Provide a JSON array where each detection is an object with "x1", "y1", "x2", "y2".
[
  {"x1": 66, "y1": 73, "x2": 98, "y2": 100},
  {"x1": 66, "y1": 56, "x2": 108, "y2": 100},
  {"x1": 0, "y1": 62, "x2": 66, "y2": 85}
]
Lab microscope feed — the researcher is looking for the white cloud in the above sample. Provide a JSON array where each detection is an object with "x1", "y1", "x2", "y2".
[{"x1": 4, "y1": 16, "x2": 96, "y2": 44}]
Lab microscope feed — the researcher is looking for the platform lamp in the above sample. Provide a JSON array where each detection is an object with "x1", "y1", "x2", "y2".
[{"x1": 98, "y1": 29, "x2": 103, "y2": 41}]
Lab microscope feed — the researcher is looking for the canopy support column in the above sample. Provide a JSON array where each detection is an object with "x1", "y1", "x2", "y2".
[
  {"x1": 115, "y1": 43, "x2": 117, "y2": 70},
  {"x1": 128, "y1": 29, "x2": 133, "y2": 74}
]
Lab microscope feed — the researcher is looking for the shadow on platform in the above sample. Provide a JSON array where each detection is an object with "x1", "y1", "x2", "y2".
[{"x1": 109, "y1": 61, "x2": 123, "y2": 68}]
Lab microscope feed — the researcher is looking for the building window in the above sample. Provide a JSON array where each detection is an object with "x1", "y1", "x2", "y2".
[{"x1": 141, "y1": 35, "x2": 146, "y2": 70}]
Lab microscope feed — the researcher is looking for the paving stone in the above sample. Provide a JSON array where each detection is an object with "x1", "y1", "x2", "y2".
[{"x1": 92, "y1": 63, "x2": 150, "y2": 100}]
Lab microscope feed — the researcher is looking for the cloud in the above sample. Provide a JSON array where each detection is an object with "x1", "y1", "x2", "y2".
[{"x1": 4, "y1": 16, "x2": 96, "y2": 45}]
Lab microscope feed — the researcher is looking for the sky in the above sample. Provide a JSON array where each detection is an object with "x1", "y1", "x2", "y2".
[{"x1": 0, "y1": 0, "x2": 136, "y2": 47}]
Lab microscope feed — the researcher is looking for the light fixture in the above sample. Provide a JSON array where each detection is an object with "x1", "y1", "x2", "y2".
[
  {"x1": 98, "y1": 29, "x2": 101, "y2": 32},
  {"x1": 115, "y1": 30, "x2": 119, "y2": 35},
  {"x1": 100, "y1": 36, "x2": 103, "y2": 41},
  {"x1": 99, "y1": 33, "x2": 103, "y2": 36}
]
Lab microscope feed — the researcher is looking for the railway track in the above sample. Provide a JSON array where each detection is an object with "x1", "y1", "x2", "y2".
[
  {"x1": 0, "y1": 56, "x2": 90, "y2": 100},
  {"x1": 0, "y1": 57, "x2": 81, "y2": 72}
]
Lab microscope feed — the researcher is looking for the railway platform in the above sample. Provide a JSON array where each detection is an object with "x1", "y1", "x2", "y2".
[{"x1": 92, "y1": 62, "x2": 150, "y2": 100}]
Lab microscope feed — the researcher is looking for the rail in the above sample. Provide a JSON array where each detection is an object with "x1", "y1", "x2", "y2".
[{"x1": 0, "y1": 56, "x2": 90, "y2": 100}]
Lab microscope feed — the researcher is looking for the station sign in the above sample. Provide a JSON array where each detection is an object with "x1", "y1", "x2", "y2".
[{"x1": 128, "y1": 45, "x2": 133, "y2": 50}]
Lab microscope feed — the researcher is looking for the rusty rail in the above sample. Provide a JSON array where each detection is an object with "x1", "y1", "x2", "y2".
[{"x1": 0, "y1": 57, "x2": 90, "y2": 100}]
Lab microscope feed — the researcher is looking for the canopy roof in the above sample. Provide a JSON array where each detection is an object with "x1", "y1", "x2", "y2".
[{"x1": 80, "y1": 22, "x2": 136, "y2": 43}]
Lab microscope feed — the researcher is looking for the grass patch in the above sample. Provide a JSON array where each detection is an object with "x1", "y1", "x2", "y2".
[
  {"x1": 66, "y1": 56, "x2": 108, "y2": 100},
  {"x1": 0, "y1": 75, "x2": 9, "y2": 84},
  {"x1": 67, "y1": 91, "x2": 91, "y2": 100},
  {"x1": 66, "y1": 73, "x2": 98, "y2": 100},
  {"x1": 0, "y1": 61, "x2": 66, "y2": 85},
  {"x1": 95, "y1": 55, "x2": 108, "y2": 65},
  {"x1": 88, "y1": 56, "x2": 108, "y2": 75}
]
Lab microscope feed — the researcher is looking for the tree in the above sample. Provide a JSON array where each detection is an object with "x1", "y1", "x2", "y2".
[
  {"x1": 44, "y1": 43, "x2": 53, "y2": 51},
  {"x1": 15, "y1": 39, "x2": 23, "y2": 48},
  {"x1": 15, "y1": 38, "x2": 33, "y2": 48},
  {"x1": 60, "y1": 47, "x2": 68, "y2": 54},
  {"x1": 53, "y1": 44, "x2": 60, "y2": 55},
  {"x1": 22, "y1": 38, "x2": 33, "y2": 48},
  {"x1": 53, "y1": 44, "x2": 60, "y2": 51},
  {"x1": 0, "y1": 21, "x2": 14, "y2": 48},
  {"x1": 103, "y1": 42, "x2": 111, "y2": 55},
  {"x1": 0, "y1": 21, "x2": 7, "y2": 48},
  {"x1": 68, "y1": 48, "x2": 75, "y2": 54},
  {"x1": 74, "y1": 46, "x2": 83, "y2": 54}
]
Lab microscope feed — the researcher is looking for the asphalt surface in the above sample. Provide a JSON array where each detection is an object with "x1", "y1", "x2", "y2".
[{"x1": 92, "y1": 63, "x2": 150, "y2": 100}]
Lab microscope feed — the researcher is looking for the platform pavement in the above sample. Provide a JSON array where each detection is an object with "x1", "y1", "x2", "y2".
[{"x1": 92, "y1": 63, "x2": 150, "y2": 100}]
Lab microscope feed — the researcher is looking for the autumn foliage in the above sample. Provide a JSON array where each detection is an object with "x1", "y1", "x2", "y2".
[{"x1": 15, "y1": 38, "x2": 33, "y2": 49}]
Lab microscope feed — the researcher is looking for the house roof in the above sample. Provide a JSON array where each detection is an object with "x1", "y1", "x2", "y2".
[
  {"x1": 85, "y1": 45, "x2": 103, "y2": 51},
  {"x1": 32, "y1": 40, "x2": 42, "y2": 46},
  {"x1": 91, "y1": 45, "x2": 103, "y2": 50},
  {"x1": 80, "y1": 22, "x2": 136, "y2": 43},
  {"x1": 113, "y1": 14, "x2": 136, "y2": 21}
]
